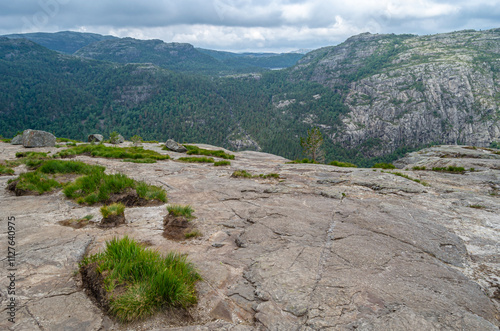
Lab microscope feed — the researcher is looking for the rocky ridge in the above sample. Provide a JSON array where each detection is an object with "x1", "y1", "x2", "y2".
[
  {"x1": 0, "y1": 142, "x2": 499, "y2": 330},
  {"x1": 291, "y1": 29, "x2": 500, "y2": 157}
]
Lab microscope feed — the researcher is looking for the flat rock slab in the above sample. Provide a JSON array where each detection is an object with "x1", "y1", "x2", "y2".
[{"x1": 0, "y1": 143, "x2": 499, "y2": 330}]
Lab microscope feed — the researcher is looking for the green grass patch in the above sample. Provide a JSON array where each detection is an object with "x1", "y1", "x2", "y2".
[
  {"x1": 122, "y1": 158, "x2": 157, "y2": 164},
  {"x1": 101, "y1": 203, "x2": 126, "y2": 218},
  {"x1": 16, "y1": 151, "x2": 48, "y2": 158},
  {"x1": 1, "y1": 138, "x2": 12, "y2": 143},
  {"x1": 80, "y1": 236, "x2": 201, "y2": 322},
  {"x1": 389, "y1": 171, "x2": 430, "y2": 186},
  {"x1": 136, "y1": 181, "x2": 167, "y2": 202},
  {"x1": 176, "y1": 156, "x2": 214, "y2": 163},
  {"x1": 56, "y1": 137, "x2": 81, "y2": 143},
  {"x1": 231, "y1": 170, "x2": 280, "y2": 179},
  {"x1": 37, "y1": 160, "x2": 104, "y2": 175},
  {"x1": 469, "y1": 204, "x2": 486, "y2": 209},
  {"x1": 286, "y1": 158, "x2": 318, "y2": 164},
  {"x1": 329, "y1": 160, "x2": 357, "y2": 168},
  {"x1": 12, "y1": 172, "x2": 62, "y2": 194},
  {"x1": 167, "y1": 204, "x2": 194, "y2": 219},
  {"x1": 214, "y1": 160, "x2": 231, "y2": 166},
  {"x1": 431, "y1": 166, "x2": 466, "y2": 173},
  {"x1": 0, "y1": 164, "x2": 15, "y2": 175},
  {"x1": 373, "y1": 163, "x2": 396, "y2": 169},
  {"x1": 184, "y1": 230, "x2": 202, "y2": 239},
  {"x1": 259, "y1": 173, "x2": 280, "y2": 179},
  {"x1": 412, "y1": 166, "x2": 426, "y2": 170},
  {"x1": 56, "y1": 144, "x2": 169, "y2": 161},
  {"x1": 231, "y1": 170, "x2": 253, "y2": 178},
  {"x1": 183, "y1": 145, "x2": 235, "y2": 160}
]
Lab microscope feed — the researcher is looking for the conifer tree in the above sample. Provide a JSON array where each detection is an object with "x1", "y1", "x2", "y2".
[{"x1": 300, "y1": 127, "x2": 324, "y2": 162}]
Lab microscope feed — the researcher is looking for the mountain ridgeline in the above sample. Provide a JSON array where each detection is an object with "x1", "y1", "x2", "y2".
[{"x1": 1, "y1": 29, "x2": 499, "y2": 165}]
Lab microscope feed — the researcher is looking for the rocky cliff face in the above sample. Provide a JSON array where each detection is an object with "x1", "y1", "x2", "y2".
[
  {"x1": 291, "y1": 29, "x2": 500, "y2": 157},
  {"x1": 1, "y1": 141, "x2": 499, "y2": 330}
]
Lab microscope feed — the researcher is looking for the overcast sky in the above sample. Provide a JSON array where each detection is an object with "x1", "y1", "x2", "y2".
[{"x1": 1, "y1": 0, "x2": 499, "y2": 52}]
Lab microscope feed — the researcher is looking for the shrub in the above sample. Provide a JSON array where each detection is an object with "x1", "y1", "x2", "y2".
[
  {"x1": 80, "y1": 236, "x2": 201, "y2": 322},
  {"x1": 177, "y1": 156, "x2": 214, "y2": 163},
  {"x1": 183, "y1": 145, "x2": 235, "y2": 160},
  {"x1": 167, "y1": 204, "x2": 194, "y2": 219},
  {"x1": 431, "y1": 166, "x2": 465, "y2": 173},
  {"x1": 110, "y1": 131, "x2": 120, "y2": 144},
  {"x1": 130, "y1": 135, "x2": 143, "y2": 146},
  {"x1": 100, "y1": 203, "x2": 126, "y2": 218},
  {"x1": 373, "y1": 163, "x2": 396, "y2": 169},
  {"x1": 214, "y1": 160, "x2": 231, "y2": 166},
  {"x1": 329, "y1": 160, "x2": 357, "y2": 168}
]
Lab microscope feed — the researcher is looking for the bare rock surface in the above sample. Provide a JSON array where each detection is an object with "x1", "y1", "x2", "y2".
[{"x1": 0, "y1": 142, "x2": 499, "y2": 330}]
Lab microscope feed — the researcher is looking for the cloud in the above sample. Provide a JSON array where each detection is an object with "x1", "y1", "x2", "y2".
[{"x1": 0, "y1": 0, "x2": 499, "y2": 52}]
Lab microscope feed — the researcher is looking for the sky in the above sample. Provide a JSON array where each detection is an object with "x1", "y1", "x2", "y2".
[{"x1": 1, "y1": 0, "x2": 499, "y2": 53}]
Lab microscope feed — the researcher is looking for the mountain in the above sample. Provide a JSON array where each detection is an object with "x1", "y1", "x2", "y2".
[
  {"x1": 1, "y1": 29, "x2": 500, "y2": 166},
  {"x1": 287, "y1": 29, "x2": 500, "y2": 157},
  {"x1": 2, "y1": 31, "x2": 117, "y2": 54},
  {"x1": 74, "y1": 37, "x2": 230, "y2": 74},
  {"x1": 197, "y1": 48, "x2": 304, "y2": 69}
]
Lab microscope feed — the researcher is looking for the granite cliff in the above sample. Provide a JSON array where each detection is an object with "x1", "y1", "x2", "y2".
[
  {"x1": 290, "y1": 29, "x2": 500, "y2": 157},
  {"x1": 0, "y1": 141, "x2": 499, "y2": 330}
]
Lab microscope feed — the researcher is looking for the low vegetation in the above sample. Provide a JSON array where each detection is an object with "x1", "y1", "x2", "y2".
[
  {"x1": 56, "y1": 144, "x2": 169, "y2": 161},
  {"x1": 387, "y1": 171, "x2": 430, "y2": 186},
  {"x1": 286, "y1": 158, "x2": 318, "y2": 164},
  {"x1": 80, "y1": 236, "x2": 201, "y2": 322},
  {"x1": 167, "y1": 204, "x2": 194, "y2": 219},
  {"x1": 184, "y1": 230, "x2": 202, "y2": 239},
  {"x1": 122, "y1": 158, "x2": 157, "y2": 164},
  {"x1": 213, "y1": 160, "x2": 231, "y2": 166},
  {"x1": 329, "y1": 160, "x2": 357, "y2": 168},
  {"x1": 431, "y1": 166, "x2": 466, "y2": 173},
  {"x1": 176, "y1": 156, "x2": 214, "y2": 163},
  {"x1": 64, "y1": 170, "x2": 167, "y2": 205},
  {"x1": 100, "y1": 203, "x2": 126, "y2": 218},
  {"x1": 183, "y1": 145, "x2": 235, "y2": 160},
  {"x1": 373, "y1": 163, "x2": 396, "y2": 169},
  {"x1": 56, "y1": 137, "x2": 81, "y2": 143},
  {"x1": 231, "y1": 170, "x2": 280, "y2": 179},
  {"x1": 0, "y1": 164, "x2": 15, "y2": 175},
  {"x1": 469, "y1": 204, "x2": 486, "y2": 209},
  {"x1": 9, "y1": 172, "x2": 62, "y2": 194}
]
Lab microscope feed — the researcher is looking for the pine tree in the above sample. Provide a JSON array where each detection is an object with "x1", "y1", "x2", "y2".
[{"x1": 300, "y1": 127, "x2": 324, "y2": 163}]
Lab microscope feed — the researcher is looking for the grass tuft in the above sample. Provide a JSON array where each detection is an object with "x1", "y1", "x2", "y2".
[
  {"x1": 56, "y1": 144, "x2": 169, "y2": 161},
  {"x1": 184, "y1": 230, "x2": 202, "y2": 239},
  {"x1": 101, "y1": 203, "x2": 126, "y2": 218},
  {"x1": 231, "y1": 170, "x2": 253, "y2": 178},
  {"x1": 214, "y1": 160, "x2": 231, "y2": 166},
  {"x1": 181, "y1": 145, "x2": 235, "y2": 160},
  {"x1": 177, "y1": 156, "x2": 214, "y2": 163},
  {"x1": 286, "y1": 158, "x2": 318, "y2": 164},
  {"x1": 0, "y1": 164, "x2": 15, "y2": 175},
  {"x1": 167, "y1": 204, "x2": 194, "y2": 219},
  {"x1": 329, "y1": 160, "x2": 357, "y2": 168},
  {"x1": 80, "y1": 236, "x2": 201, "y2": 322},
  {"x1": 373, "y1": 163, "x2": 396, "y2": 169},
  {"x1": 431, "y1": 166, "x2": 466, "y2": 173}
]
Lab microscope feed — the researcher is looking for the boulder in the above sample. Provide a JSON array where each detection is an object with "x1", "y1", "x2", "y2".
[
  {"x1": 110, "y1": 134, "x2": 125, "y2": 144},
  {"x1": 165, "y1": 139, "x2": 187, "y2": 153},
  {"x1": 88, "y1": 134, "x2": 104, "y2": 143},
  {"x1": 22, "y1": 129, "x2": 56, "y2": 148},
  {"x1": 11, "y1": 135, "x2": 23, "y2": 145}
]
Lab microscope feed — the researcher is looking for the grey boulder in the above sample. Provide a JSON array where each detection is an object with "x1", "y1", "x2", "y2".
[
  {"x1": 88, "y1": 134, "x2": 104, "y2": 143},
  {"x1": 22, "y1": 129, "x2": 56, "y2": 148},
  {"x1": 165, "y1": 139, "x2": 187, "y2": 152},
  {"x1": 111, "y1": 134, "x2": 125, "y2": 144},
  {"x1": 11, "y1": 135, "x2": 23, "y2": 145}
]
